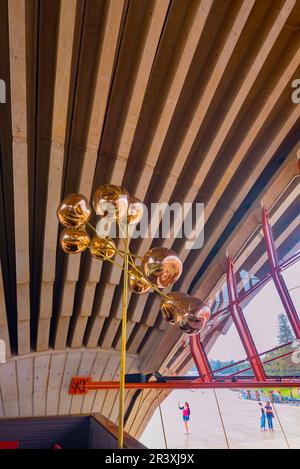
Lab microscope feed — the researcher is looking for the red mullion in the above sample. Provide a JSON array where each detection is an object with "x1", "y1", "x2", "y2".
[
  {"x1": 227, "y1": 256, "x2": 266, "y2": 381},
  {"x1": 81, "y1": 379, "x2": 300, "y2": 391},
  {"x1": 189, "y1": 335, "x2": 213, "y2": 383},
  {"x1": 262, "y1": 208, "x2": 300, "y2": 338}
]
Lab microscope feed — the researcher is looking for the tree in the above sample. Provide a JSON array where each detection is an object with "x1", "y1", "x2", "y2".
[
  {"x1": 263, "y1": 313, "x2": 297, "y2": 377},
  {"x1": 277, "y1": 313, "x2": 295, "y2": 345}
]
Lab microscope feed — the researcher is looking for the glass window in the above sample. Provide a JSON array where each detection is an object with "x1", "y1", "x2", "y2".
[
  {"x1": 271, "y1": 180, "x2": 300, "y2": 264},
  {"x1": 241, "y1": 276, "x2": 298, "y2": 379},
  {"x1": 242, "y1": 279, "x2": 295, "y2": 355},
  {"x1": 234, "y1": 227, "x2": 269, "y2": 297},
  {"x1": 204, "y1": 310, "x2": 230, "y2": 339},
  {"x1": 206, "y1": 319, "x2": 252, "y2": 377},
  {"x1": 209, "y1": 277, "x2": 229, "y2": 314},
  {"x1": 260, "y1": 342, "x2": 299, "y2": 377},
  {"x1": 281, "y1": 259, "x2": 300, "y2": 320}
]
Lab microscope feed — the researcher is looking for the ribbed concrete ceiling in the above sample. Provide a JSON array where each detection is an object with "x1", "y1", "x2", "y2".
[{"x1": 0, "y1": 0, "x2": 300, "y2": 437}]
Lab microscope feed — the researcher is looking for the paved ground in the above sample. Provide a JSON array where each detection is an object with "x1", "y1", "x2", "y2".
[{"x1": 139, "y1": 389, "x2": 300, "y2": 449}]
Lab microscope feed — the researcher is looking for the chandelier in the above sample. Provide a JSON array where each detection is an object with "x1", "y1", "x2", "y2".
[{"x1": 57, "y1": 184, "x2": 211, "y2": 448}]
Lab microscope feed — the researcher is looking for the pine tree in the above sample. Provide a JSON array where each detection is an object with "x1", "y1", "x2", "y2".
[
  {"x1": 264, "y1": 314, "x2": 297, "y2": 376},
  {"x1": 277, "y1": 313, "x2": 295, "y2": 345}
]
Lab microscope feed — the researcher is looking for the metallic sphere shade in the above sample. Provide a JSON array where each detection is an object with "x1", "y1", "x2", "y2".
[
  {"x1": 128, "y1": 270, "x2": 151, "y2": 294},
  {"x1": 160, "y1": 292, "x2": 187, "y2": 324},
  {"x1": 92, "y1": 184, "x2": 129, "y2": 221},
  {"x1": 142, "y1": 247, "x2": 182, "y2": 288},
  {"x1": 57, "y1": 193, "x2": 91, "y2": 227},
  {"x1": 60, "y1": 228, "x2": 90, "y2": 254},
  {"x1": 160, "y1": 292, "x2": 211, "y2": 335},
  {"x1": 90, "y1": 236, "x2": 116, "y2": 260}
]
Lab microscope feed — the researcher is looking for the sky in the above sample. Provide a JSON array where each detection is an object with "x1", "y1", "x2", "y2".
[{"x1": 207, "y1": 260, "x2": 300, "y2": 362}]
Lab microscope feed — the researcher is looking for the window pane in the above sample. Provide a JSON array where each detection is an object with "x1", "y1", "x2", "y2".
[
  {"x1": 282, "y1": 259, "x2": 300, "y2": 320},
  {"x1": 241, "y1": 277, "x2": 299, "y2": 378},
  {"x1": 209, "y1": 277, "x2": 229, "y2": 314},
  {"x1": 234, "y1": 227, "x2": 269, "y2": 296},
  {"x1": 203, "y1": 309, "x2": 230, "y2": 339},
  {"x1": 271, "y1": 179, "x2": 300, "y2": 264},
  {"x1": 242, "y1": 279, "x2": 295, "y2": 355},
  {"x1": 260, "y1": 342, "x2": 300, "y2": 377},
  {"x1": 207, "y1": 319, "x2": 253, "y2": 377}
]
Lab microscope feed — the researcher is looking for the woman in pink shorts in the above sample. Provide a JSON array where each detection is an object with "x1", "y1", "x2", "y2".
[{"x1": 178, "y1": 401, "x2": 191, "y2": 434}]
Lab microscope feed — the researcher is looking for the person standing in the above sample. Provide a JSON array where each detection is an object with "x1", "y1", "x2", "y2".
[
  {"x1": 258, "y1": 402, "x2": 266, "y2": 431},
  {"x1": 178, "y1": 401, "x2": 191, "y2": 434},
  {"x1": 265, "y1": 401, "x2": 275, "y2": 430}
]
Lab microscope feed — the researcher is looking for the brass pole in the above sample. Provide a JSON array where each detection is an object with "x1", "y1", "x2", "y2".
[{"x1": 118, "y1": 220, "x2": 129, "y2": 449}]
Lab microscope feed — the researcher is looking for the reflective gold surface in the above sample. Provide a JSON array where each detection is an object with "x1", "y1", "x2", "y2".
[
  {"x1": 160, "y1": 292, "x2": 211, "y2": 335},
  {"x1": 90, "y1": 236, "x2": 116, "y2": 260},
  {"x1": 57, "y1": 193, "x2": 91, "y2": 227},
  {"x1": 128, "y1": 270, "x2": 151, "y2": 294},
  {"x1": 142, "y1": 247, "x2": 182, "y2": 288},
  {"x1": 60, "y1": 227, "x2": 90, "y2": 254},
  {"x1": 92, "y1": 184, "x2": 129, "y2": 220},
  {"x1": 128, "y1": 196, "x2": 144, "y2": 225},
  {"x1": 160, "y1": 292, "x2": 187, "y2": 324}
]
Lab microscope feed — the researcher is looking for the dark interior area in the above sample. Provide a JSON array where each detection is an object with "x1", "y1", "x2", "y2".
[{"x1": 0, "y1": 414, "x2": 145, "y2": 449}]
